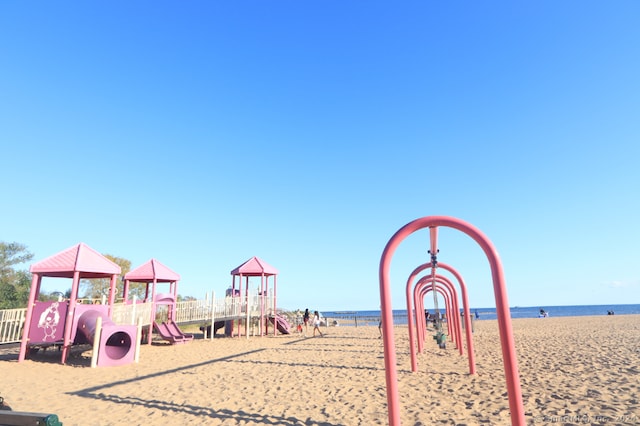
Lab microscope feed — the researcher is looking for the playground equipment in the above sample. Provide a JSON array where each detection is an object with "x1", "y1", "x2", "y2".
[
  {"x1": 414, "y1": 275, "x2": 464, "y2": 356},
  {"x1": 18, "y1": 243, "x2": 139, "y2": 367},
  {"x1": 269, "y1": 312, "x2": 291, "y2": 334},
  {"x1": 123, "y1": 258, "x2": 193, "y2": 345},
  {"x1": 416, "y1": 282, "x2": 457, "y2": 351},
  {"x1": 405, "y1": 260, "x2": 476, "y2": 373},
  {"x1": 379, "y1": 216, "x2": 525, "y2": 425},
  {"x1": 152, "y1": 320, "x2": 193, "y2": 344},
  {"x1": 230, "y1": 257, "x2": 284, "y2": 338}
]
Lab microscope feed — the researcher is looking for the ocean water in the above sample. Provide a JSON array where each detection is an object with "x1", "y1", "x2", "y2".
[{"x1": 323, "y1": 304, "x2": 640, "y2": 324}]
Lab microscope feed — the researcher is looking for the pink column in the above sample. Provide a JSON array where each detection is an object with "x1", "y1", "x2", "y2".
[
  {"x1": 273, "y1": 275, "x2": 278, "y2": 336},
  {"x1": 18, "y1": 273, "x2": 42, "y2": 362},
  {"x1": 379, "y1": 216, "x2": 524, "y2": 426},
  {"x1": 148, "y1": 278, "x2": 157, "y2": 345},
  {"x1": 61, "y1": 271, "x2": 80, "y2": 364},
  {"x1": 244, "y1": 275, "x2": 249, "y2": 338},
  {"x1": 123, "y1": 279, "x2": 130, "y2": 303},
  {"x1": 108, "y1": 274, "x2": 117, "y2": 317}
]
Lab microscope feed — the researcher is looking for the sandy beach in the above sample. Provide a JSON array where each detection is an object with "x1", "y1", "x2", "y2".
[{"x1": 1, "y1": 315, "x2": 638, "y2": 425}]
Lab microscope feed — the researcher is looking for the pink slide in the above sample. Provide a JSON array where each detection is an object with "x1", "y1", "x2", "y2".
[
  {"x1": 166, "y1": 320, "x2": 193, "y2": 341},
  {"x1": 269, "y1": 314, "x2": 291, "y2": 334},
  {"x1": 152, "y1": 321, "x2": 193, "y2": 344}
]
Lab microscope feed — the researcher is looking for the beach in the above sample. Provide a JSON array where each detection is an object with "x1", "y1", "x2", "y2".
[{"x1": 1, "y1": 315, "x2": 638, "y2": 425}]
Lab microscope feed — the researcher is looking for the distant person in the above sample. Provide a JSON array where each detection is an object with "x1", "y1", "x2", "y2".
[
  {"x1": 378, "y1": 318, "x2": 383, "y2": 338},
  {"x1": 313, "y1": 311, "x2": 324, "y2": 337},
  {"x1": 296, "y1": 311, "x2": 304, "y2": 333},
  {"x1": 303, "y1": 308, "x2": 310, "y2": 337},
  {"x1": 475, "y1": 310, "x2": 479, "y2": 319}
]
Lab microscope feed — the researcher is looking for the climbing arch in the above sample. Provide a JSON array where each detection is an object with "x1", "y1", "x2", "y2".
[{"x1": 379, "y1": 215, "x2": 524, "y2": 426}]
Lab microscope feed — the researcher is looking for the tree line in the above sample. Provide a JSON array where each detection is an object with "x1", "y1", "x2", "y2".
[{"x1": 0, "y1": 241, "x2": 157, "y2": 309}]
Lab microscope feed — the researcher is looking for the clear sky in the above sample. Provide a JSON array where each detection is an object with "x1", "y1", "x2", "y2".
[{"x1": 2, "y1": 1, "x2": 639, "y2": 312}]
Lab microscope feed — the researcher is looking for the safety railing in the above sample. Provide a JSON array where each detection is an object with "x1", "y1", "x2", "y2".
[
  {"x1": 110, "y1": 300, "x2": 154, "y2": 327},
  {"x1": 0, "y1": 291, "x2": 277, "y2": 344},
  {"x1": 0, "y1": 308, "x2": 26, "y2": 344}
]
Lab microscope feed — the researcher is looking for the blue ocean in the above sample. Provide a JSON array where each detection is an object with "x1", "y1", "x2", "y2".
[{"x1": 323, "y1": 304, "x2": 640, "y2": 325}]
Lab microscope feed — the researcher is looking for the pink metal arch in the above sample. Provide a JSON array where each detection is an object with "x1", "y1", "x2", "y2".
[
  {"x1": 415, "y1": 283, "x2": 458, "y2": 352},
  {"x1": 414, "y1": 276, "x2": 463, "y2": 357},
  {"x1": 405, "y1": 262, "x2": 474, "y2": 373},
  {"x1": 415, "y1": 277, "x2": 461, "y2": 354},
  {"x1": 379, "y1": 216, "x2": 524, "y2": 426},
  {"x1": 437, "y1": 262, "x2": 476, "y2": 373},
  {"x1": 430, "y1": 275, "x2": 463, "y2": 355},
  {"x1": 414, "y1": 280, "x2": 453, "y2": 349}
]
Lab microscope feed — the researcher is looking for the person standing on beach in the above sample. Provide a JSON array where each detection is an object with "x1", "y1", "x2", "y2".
[
  {"x1": 303, "y1": 308, "x2": 310, "y2": 337},
  {"x1": 313, "y1": 311, "x2": 324, "y2": 337}
]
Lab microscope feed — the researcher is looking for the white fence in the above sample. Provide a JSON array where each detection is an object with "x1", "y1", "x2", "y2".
[
  {"x1": 0, "y1": 308, "x2": 26, "y2": 345},
  {"x1": 0, "y1": 291, "x2": 276, "y2": 345},
  {"x1": 110, "y1": 300, "x2": 155, "y2": 327},
  {"x1": 175, "y1": 293, "x2": 275, "y2": 324}
]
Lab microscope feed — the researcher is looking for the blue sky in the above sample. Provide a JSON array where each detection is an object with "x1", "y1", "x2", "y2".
[{"x1": 2, "y1": 1, "x2": 639, "y2": 312}]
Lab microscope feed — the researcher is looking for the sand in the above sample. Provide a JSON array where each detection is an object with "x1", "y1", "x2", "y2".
[{"x1": 0, "y1": 315, "x2": 638, "y2": 425}]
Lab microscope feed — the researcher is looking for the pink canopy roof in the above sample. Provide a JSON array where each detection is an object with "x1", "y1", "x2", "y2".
[
  {"x1": 29, "y1": 242, "x2": 121, "y2": 279},
  {"x1": 125, "y1": 258, "x2": 180, "y2": 282},
  {"x1": 230, "y1": 256, "x2": 278, "y2": 276}
]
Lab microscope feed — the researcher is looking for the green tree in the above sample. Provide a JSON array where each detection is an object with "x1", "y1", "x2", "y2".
[
  {"x1": 80, "y1": 255, "x2": 147, "y2": 301},
  {"x1": 0, "y1": 242, "x2": 34, "y2": 309}
]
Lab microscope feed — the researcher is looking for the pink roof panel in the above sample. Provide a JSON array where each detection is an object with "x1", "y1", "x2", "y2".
[
  {"x1": 125, "y1": 258, "x2": 180, "y2": 282},
  {"x1": 30, "y1": 243, "x2": 121, "y2": 278},
  {"x1": 230, "y1": 256, "x2": 278, "y2": 276}
]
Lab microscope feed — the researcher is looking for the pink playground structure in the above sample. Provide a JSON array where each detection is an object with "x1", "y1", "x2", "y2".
[
  {"x1": 414, "y1": 276, "x2": 463, "y2": 356},
  {"x1": 405, "y1": 261, "x2": 476, "y2": 374},
  {"x1": 379, "y1": 216, "x2": 525, "y2": 425},
  {"x1": 229, "y1": 256, "x2": 287, "y2": 337},
  {"x1": 18, "y1": 243, "x2": 139, "y2": 367},
  {"x1": 123, "y1": 258, "x2": 192, "y2": 345}
]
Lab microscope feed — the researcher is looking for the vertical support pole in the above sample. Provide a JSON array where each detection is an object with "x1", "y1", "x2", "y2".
[
  {"x1": 62, "y1": 271, "x2": 81, "y2": 364},
  {"x1": 107, "y1": 274, "x2": 117, "y2": 316},
  {"x1": 91, "y1": 316, "x2": 103, "y2": 368},
  {"x1": 131, "y1": 295, "x2": 137, "y2": 325},
  {"x1": 135, "y1": 317, "x2": 142, "y2": 363},
  {"x1": 273, "y1": 275, "x2": 278, "y2": 336},
  {"x1": 210, "y1": 291, "x2": 216, "y2": 341},
  {"x1": 18, "y1": 273, "x2": 42, "y2": 362}
]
